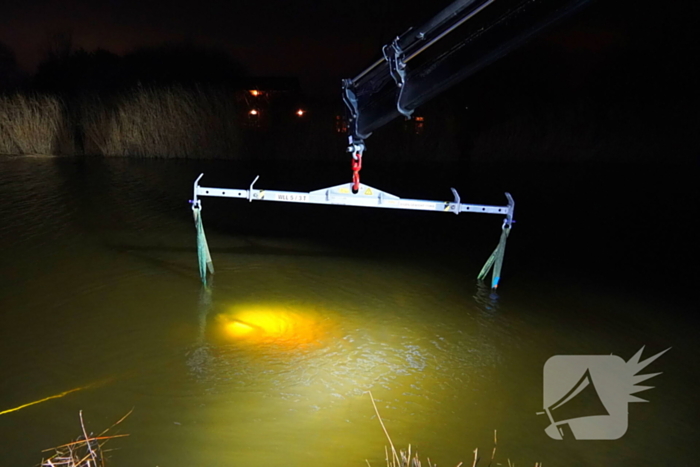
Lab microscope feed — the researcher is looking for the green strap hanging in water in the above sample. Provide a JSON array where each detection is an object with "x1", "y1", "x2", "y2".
[
  {"x1": 193, "y1": 206, "x2": 214, "y2": 285},
  {"x1": 478, "y1": 223, "x2": 511, "y2": 289}
]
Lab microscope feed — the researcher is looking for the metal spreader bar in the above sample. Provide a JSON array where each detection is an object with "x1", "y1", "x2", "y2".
[
  {"x1": 190, "y1": 173, "x2": 515, "y2": 289},
  {"x1": 192, "y1": 173, "x2": 514, "y2": 221}
]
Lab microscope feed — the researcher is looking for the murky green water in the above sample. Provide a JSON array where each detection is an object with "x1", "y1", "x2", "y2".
[{"x1": 0, "y1": 156, "x2": 695, "y2": 466}]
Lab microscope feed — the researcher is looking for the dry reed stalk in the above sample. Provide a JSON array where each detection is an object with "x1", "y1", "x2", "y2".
[
  {"x1": 40, "y1": 409, "x2": 131, "y2": 467},
  {"x1": 82, "y1": 86, "x2": 241, "y2": 158},
  {"x1": 0, "y1": 93, "x2": 65, "y2": 155},
  {"x1": 365, "y1": 391, "x2": 447, "y2": 467},
  {"x1": 365, "y1": 394, "x2": 533, "y2": 467},
  {"x1": 367, "y1": 391, "x2": 400, "y2": 466},
  {"x1": 488, "y1": 430, "x2": 497, "y2": 467}
]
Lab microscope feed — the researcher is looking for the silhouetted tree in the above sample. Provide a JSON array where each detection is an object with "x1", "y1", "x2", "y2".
[
  {"x1": 35, "y1": 43, "x2": 123, "y2": 94},
  {"x1": 33, "y1": 39, "x2": 247, "y2": 93},
  {"x1": 122, "y1": 42, "x2": 246, "y2": 88},
  {"x1": 0, "y1": 41, "x2": 21, "y2": 91}
]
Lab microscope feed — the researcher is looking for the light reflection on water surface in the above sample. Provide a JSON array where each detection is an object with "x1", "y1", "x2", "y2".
[{"x1": 179, "y1": 265, "x2": 504, "y2": 466}]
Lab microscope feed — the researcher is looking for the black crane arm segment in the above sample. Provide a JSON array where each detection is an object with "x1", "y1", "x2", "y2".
[{"x1": 343, "y1": 0, "x2": 593, "y2": 146}]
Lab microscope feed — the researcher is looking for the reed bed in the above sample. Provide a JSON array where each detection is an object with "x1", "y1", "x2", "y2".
[
  {"x1": 0, "y1": 87, "x2": 242, "y2": 158},
  {"x1": 0, "y1": 93, "x2": 67, "y2": 155},
  {"x1": 366, "y1": 392, "x2": 539, "y2": 467},
  {"x1": 83, "y1": 87, "x2": 241, "y2": 158},
  {"x1": 40, "y1": 410, "x2": 130, "y2": 467}
]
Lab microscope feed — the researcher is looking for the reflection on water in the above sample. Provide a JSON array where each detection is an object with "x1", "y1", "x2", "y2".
[
  {"x1": 0, "y1": 156, "x2": 694, "y2": 467},
  {"x1": 179, "y1": 283, "x2": 503, "y2": 466}
]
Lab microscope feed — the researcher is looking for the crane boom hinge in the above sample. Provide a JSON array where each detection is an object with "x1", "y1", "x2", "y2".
[{"x1": 382, "y1": 37, "x2": 413, "y2": 118}]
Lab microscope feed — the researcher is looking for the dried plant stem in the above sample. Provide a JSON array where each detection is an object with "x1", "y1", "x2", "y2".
[
  {"x1": 488, "y1": 429, "x2": 497, "y2": 467},
  {"x1": 45, "y1": 435, "x2": 129, "y2": 451},
  {"x1": 78, "y1": 411, "x2": 98, "y2": 466},
  {"x1": 365, "y1": 397, "x2": 530, "y2": 467},
  {"x1": 367, "y1": 391, "x2": 401, "y2": 466},
  {"x1": 40, "y1": 411, "x2": 131, "y2": 467}
]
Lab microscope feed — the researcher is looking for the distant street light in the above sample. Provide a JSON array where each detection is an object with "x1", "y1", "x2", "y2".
[
  {"x1": 249, "y1": 109, "x2": 259, "y2": 116},
  {"x1": 296, "y1": 109, "x2": 305, "y2": 117}
]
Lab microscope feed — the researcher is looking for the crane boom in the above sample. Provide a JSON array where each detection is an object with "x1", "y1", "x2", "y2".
[{"x1": 343, "y1": 0, "x2": 593, "y2": 147}]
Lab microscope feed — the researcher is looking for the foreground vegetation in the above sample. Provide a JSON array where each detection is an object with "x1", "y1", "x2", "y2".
[
  {"x1": 40, "y1": 411, "x2": 130, "y2": 467},
  {"x1": 40, "y1": 401, "x2": 542, "y2": 467},
  {"x1": 366, "y1": 392, "x2": 541, "y2": 467}
]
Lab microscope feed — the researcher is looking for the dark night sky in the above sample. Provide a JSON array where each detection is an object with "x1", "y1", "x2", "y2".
[
  {"x1": 1, "y1": 0, "x2": 437, "y2": 93},
  {"x1": 1, "y1": 0, "x2": 696, "y2": 97}
]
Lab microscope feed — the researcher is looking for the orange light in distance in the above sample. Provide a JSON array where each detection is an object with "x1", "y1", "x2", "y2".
[
  {"x1": 249, "y1": 90, "x2": 261, "y2": 97},
  {"x1": 296, "y1": 109, "x2": 305, "y2": 117},
  {"x1": 249, "y1": 109, "x2": 259, "y2": 116}
]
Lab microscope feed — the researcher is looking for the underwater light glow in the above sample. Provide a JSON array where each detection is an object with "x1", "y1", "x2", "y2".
[
  {"x1": 225, "y1": 320, "x2": 256, "y2": 337},
  {"x1": 215, "y1": 303, "x2": 334, "y2": 348}
]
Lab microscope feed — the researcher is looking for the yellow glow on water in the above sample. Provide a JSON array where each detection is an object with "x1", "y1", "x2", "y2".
[
  {"x1": 225, "y1": 320, "x2": 256, "y2": 337},
  {"x1": 195, "y1": 293, "x2": 498, "y2": 467},
  {"x1": 215, "y1": 303, "x2": 335, "y2": 348}
]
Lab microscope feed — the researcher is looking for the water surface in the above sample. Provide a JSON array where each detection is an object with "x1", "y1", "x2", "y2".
[{"x1": 0, "y1": 156, "x2": 695, "y2": 466}]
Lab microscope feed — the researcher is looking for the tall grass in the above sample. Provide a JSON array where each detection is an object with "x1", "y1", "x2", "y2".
[
  {"x1": 83, "y1": 86, "x2": 241, "y2": 158},
  {"x1": 0, "y1": 87, "x2": 242, "y2": 158},
  {"x1": 0, "y1": 93, "x2": 69, "y2": 155}
]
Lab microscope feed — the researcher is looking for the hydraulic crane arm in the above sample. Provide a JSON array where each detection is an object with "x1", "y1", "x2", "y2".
[{"x1": 343, "y1": 0, "x2": 592, "y2": 148}]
